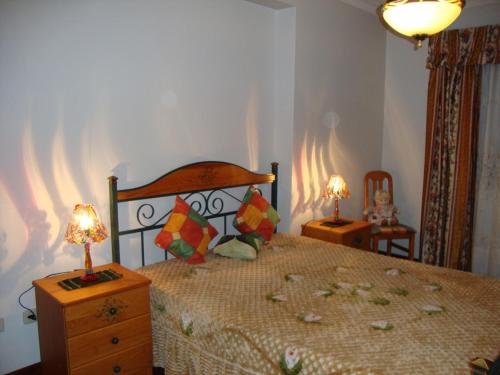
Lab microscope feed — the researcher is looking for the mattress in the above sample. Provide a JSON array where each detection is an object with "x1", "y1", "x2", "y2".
[{"x1": 137, "y1": 233, "x2": 500, "y2": 375}]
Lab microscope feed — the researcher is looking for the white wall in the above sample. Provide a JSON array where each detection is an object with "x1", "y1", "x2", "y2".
[
  {"x1": 382, "y1": 4, "x2": 500, "y2": 258},
  {"x1": 287, "y1": 0, "x2": 387, "y2": 233},
  {"x1": 272, "y1": 7, "x2": 296, "y2": 232},
  {"x1": 0, "y1": 0, "x2": 294, "y2": 372}
]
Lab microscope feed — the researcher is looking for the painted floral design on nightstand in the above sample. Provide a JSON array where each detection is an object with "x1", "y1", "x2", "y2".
[{"x1": 96, "y1": 297, "x2": 128, "y2": 323}]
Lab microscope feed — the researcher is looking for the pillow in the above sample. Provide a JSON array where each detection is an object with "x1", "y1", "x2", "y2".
[
  {"x1": 213, "y1": 236, "x2": 257, "y2": 260},
  {"x1": 155, "y1": 196, "x2": 218, "y2": 264},
  {"x1": 218, "y1": 234, "x2": 263, "y2": 252},
  {"x1": 239, "y1": 233, "x2": 264, "y2": 252},
  {"x1": 233, "y1": 187, "x2": 280, "y2": 241}
]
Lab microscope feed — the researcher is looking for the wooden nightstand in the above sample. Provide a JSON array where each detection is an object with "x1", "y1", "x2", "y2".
[
  {"x1": 33, "y1": 263, "x2": 152, "y2": 375},
  {"x1": 301, "y1": 218, "x2": 372, "y2": 250}
]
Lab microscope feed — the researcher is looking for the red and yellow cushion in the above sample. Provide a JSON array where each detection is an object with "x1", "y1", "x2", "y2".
[
  {"x1": 155, "y1": 196, "x2": 218, "y2": 264},
  {"x1": 233, "y1": 187, "x2": 280, "y2": 241}
]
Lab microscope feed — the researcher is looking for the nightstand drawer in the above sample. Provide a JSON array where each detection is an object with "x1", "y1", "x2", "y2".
[
  {"x1": 65, "y1": 286, "x2": 150, "y2": 337},
  {"x1": 68, "y1": 313, "x2": 152, "y2": 368},
  {"x1": 343, "y1": 227, "x2": 371, "y2": 250},
  {"x1": 70, "y1": 341, "x2": 152, "y2": 375},
  {"x1": 301, "y1": 218, "x2": 372, "y2": 250}
]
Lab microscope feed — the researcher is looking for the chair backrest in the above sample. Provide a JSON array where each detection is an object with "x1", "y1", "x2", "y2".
[{"x1": 364, "y1": 170, "x2": 393, "y2": 210}]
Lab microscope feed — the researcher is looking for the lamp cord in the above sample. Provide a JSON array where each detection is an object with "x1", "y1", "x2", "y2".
[
  {"x1": 18, "y1": 270, "x2": 82, "y2": 321},
  {"x1": 18, "y1": 285, "x2": 36, "y2": 320}
]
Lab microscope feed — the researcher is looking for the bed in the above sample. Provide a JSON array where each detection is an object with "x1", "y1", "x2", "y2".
[{"x1": 108, "y1": 161, "x2": 500, "y2": 375}]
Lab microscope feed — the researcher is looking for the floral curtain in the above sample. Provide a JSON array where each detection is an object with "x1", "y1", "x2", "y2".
[
  {"x1": 472, "y1": 64, "x2": 500, "y2": 278},
  {"x1": 420, "y1": 25, "x2": 500, "y2": 270}
]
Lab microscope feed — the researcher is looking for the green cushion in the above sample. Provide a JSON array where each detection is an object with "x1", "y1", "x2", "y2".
[
  {"x1": 238, "y1": 233, "x2": 263, "y2": 252},
  {"x1": 214, "y1": 237, "x2": 257, "y2": 260},
  {"x1": 218, "y1": 234, "x2": 263, "y2": 252}
]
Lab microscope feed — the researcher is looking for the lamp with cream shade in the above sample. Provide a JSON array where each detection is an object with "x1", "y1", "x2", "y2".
[
  {"x1": 322, "y1": 174, "x2": 351, "y2": 227},
  {"x1": 65, "y1": 203, "x2": 108, "y2": 282}
]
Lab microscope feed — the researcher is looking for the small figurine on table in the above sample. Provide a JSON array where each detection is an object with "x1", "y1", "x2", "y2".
[{"x1": 364, "y1": 190, "x2": 399, "y2": 226}]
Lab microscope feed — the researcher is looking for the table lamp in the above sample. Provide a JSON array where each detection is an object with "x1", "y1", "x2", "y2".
[
  {"x1": 322, "y1": 174, "x2": 351, "y2": 227},
  {"x1": 65, "y1": 203, "x2": 108, "y2": 282}
]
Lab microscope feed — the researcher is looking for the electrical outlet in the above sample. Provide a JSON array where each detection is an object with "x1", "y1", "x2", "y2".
[
  {"x1": 0, "y1": 318, "x2": 4, "y2": 332},
  {"x1": 23, "y1": 309, "x2": 37, "y2": 325}
]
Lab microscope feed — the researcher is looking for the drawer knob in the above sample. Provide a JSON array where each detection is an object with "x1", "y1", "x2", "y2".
[
  {"x1": 111, "y1": 337, "x2": 119, "y2": 345},
  {"x1": 353, "y1": 236, "x2": 363, "y2": 245},
  {"x1": 108, "y1": 307, "x2": 118, "y2": 315},
  {"x1": 113, "y1": 365, "x2": 121, "y2": 373}
]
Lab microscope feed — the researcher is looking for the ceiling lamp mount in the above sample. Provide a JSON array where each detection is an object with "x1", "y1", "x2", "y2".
[{"x1": 381, "y1": 0, "x2": 465, "y2": 48}]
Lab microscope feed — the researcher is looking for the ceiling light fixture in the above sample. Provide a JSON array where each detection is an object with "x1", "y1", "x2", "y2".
[{"x1": 381, "y1": 0, "x2": 465, "y2": 48}]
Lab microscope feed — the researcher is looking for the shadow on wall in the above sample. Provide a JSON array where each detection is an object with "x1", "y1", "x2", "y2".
[
  {"x1": 0, "y1": 102, "x2": 119, "y2": 292},
  {"x1": 290, "y1": 127, "x2": 356, "y2": 232},
  {"x1": 0, "y1": 86, "x2": 267, "y2": 286}
]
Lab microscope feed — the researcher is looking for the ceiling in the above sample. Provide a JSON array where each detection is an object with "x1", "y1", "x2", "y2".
[
  {"x1": 245, "y1": 0, "x2": 498, "y2": 13},
  {"x1": 244, "y1": 0, "x2": 292, "y2": 9},
  {"x1": 343, "y1": 0, "x2": 499, "y2": 14}
]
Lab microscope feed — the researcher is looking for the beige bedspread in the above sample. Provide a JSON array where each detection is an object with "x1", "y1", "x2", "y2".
[{"x1": 138, "y1": 233, "x2": 500, "y2": 375}]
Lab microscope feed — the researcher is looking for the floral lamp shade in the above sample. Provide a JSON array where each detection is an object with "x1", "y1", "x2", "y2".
[
  {"x1": 66, "y1": 204, "x2": 108, "y2": 244},
  {"x1": 322, "y1": 175, "x2": 351, "y2": 226},
  {"x1": 66, "y1": 204, "x2": 108, "y2": 282},
  {"x1": 323, "y1": 175, "x2": 350, "y2": 200}
]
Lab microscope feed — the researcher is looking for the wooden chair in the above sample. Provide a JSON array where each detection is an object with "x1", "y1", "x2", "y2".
[{"x1": 364, "y1": 171, "x2": 415, "y2": 260}]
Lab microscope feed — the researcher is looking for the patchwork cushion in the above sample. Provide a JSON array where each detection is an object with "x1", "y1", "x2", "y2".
[
  {"x1": 155, "y1": 196, "x2": 218, "y2": 264},
  {"x1": 213, "y1": 236, "x2": 257, "y2": 260},
  {"x1": 233, "y1": 187, "x2": 280, "y2": 241}
]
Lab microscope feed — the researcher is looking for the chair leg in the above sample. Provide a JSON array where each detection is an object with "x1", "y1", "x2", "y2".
[
  {"x1": 372, "y1": 237, "x2": 379, "y2": 254},
  {"x1": 408, "y1": 233, "x2": 415, "y2": 261},
  {"x1": 387, "y1": 239, "x2": 392, "y2": 256}
]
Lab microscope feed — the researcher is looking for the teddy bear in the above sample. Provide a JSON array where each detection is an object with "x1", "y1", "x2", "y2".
[{"x1": 364, "y1": 190, "x2": 399, "y2": 226}]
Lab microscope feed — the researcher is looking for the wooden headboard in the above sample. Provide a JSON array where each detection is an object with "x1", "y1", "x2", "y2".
[{"x1": 108, "y1": 161, "x2": 278, "y2": 266}]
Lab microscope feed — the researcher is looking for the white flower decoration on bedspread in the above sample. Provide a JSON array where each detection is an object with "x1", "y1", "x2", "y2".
[
  {"x1": 385, "y1": 268, "x2": 404, "y2": 276},
  {"x1": 370, "y1": 320, "x2": 393, "y2": 331},
  {"x1": 336, "y1": 266, "x2": 348, "y2": 272},
  {"x1": 423, "y1": 282, "x2": 442, "y2": 292},
  {"x1": 421, "y1": 305, "x2": 445, "y2": 315},
  {"x1": 298, "y1": 312, "x2": 322, "y2": 323},
  {"x1": 280, "y1": 347, "x2": 302, "y2": 375},
  {"x1": 285, "y1": 274, "x2": 304, "y2": 282},
  {"x1": 333, "y1": 281, "x2": 354, "y2": 290},
  {"x1": 357, "y1": 282, "x2": 374, "y2": 290},
  {"x1": 180, "y1": 312, "x2": 193, "y2": 336},
  {"x1": 267, "y1": 293, "x2": 288, "y2": 302},
  {"x1": 312, "y1": 289, "x2": 335, "y2": 298}
]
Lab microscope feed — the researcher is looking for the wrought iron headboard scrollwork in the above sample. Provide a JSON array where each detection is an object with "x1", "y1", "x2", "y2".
[{"x1": 108, "y1": 161, "x2": 278, "y2": 266}]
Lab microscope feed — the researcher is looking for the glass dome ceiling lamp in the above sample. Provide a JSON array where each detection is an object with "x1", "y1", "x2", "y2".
[{"x1": 381, "y1": 0, "x2": 465, "y2": 47}]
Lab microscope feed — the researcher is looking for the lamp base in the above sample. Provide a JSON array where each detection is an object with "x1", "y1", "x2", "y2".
[
  {"x1": 321, "y1": 219, "x2": 352, "y2": 228},
  {"x1": 80, "y1": 273, "x2": 100, "y2": 283}
]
